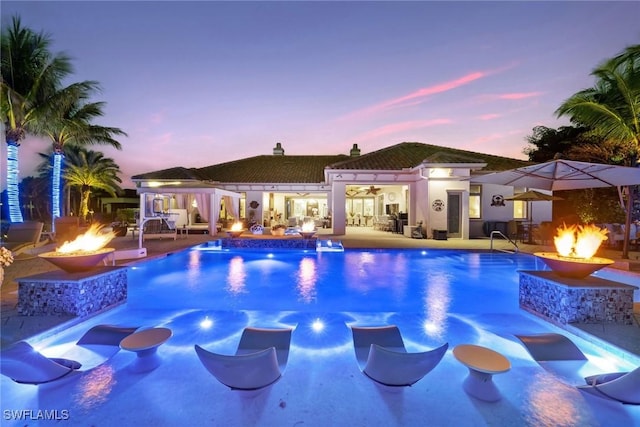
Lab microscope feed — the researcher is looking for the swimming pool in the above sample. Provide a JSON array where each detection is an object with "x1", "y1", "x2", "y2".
[
  {"x1": 2, "y1": 247, "x2": 639, "y2": 426},
  {"x1": 127, "y1": 248, "x2": 536, "y2": 313}
]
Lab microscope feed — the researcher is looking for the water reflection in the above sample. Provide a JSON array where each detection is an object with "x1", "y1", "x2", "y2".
[
  {"x1": 422, "y1": 271, "x2": 451, "y2": 340},
  {"x1": 226, "y1": 256, "x2": 247, "y2": 295},
  {"x1": 186, "y1": 250, "x2": 202, "y2": 284},
  {"x1": 345, "y1": 252, "x2": 408, "y2": 294},
  {"x1": 296, "y1": 257, "x2": 317, "y2": 303},
  {"x1": 526, "y1": 372, "x2": 581, "y2": 426},
  {"x1": 72, "y1": 365, "x2": 116, "y2": 410}
]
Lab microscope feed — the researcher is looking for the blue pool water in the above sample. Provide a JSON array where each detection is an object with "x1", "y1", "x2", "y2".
[
  {"x1": 128, "y1": 248, "x2": 539, "y2": 313},
  {"x1": 3, "y1": 247, "x2": 640, "y2": 426}
]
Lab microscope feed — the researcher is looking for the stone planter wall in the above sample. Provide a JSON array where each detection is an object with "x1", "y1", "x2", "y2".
[
  {"x1": 222, "y1": 237, "x2": 317, "y2": 250},
  {"x1": 519, "y1": 270, "x2": 636, "y2": 325},
  {"x1": 18, "y1": 267, "x2": 127, "y2": 317}
]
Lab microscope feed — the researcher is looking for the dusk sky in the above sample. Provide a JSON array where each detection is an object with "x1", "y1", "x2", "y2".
[{"x1": 1, "y1": 1, "x2": 639, "y2": 189}]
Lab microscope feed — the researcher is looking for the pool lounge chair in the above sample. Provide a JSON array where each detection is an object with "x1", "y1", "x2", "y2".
[
  {"x1": 194, "y1": 326, "x2": 293, "y2": 393},
  {"x1": 1, "y1": 221, "x2": 44, "y2": 255},
  {"x1": 579, "y1": 367, "x2": 640, "y2": 405},
  {"x1": 514, "y1": 333, "x2": 587, "y2": 361},
  {"x1": 349, "y1": 325, "x2": 448, "y2": 388},
  {"x1": 0, "y1": 324, "x2": 139, "y2": 385}
]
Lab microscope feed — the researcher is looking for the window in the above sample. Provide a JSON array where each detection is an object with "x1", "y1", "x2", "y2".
[
  {"x1": 469, "y1": 185, "x2": 481, "y2": 219},
  {"x1": 513, "y1": 188, "x2": 527, "y2": 219}
]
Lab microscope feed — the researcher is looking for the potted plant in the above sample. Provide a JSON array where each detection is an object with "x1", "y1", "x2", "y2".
[{"x1": 271, "y1": 224, "x2": 286, "y2": 236}]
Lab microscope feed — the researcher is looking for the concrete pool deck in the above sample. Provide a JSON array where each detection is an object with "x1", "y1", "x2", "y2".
[{"x1": 2, "y1": 227, "x2": 639, "y2": 357}]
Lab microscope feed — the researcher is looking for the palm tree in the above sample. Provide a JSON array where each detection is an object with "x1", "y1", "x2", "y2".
[
  {"x1": 39, "y1": 83, "x2": 126, "y2": 223},
  {"x1": 556, "y1": 43, "x2": 640, "y2": 258},
  {"x1": 62, "y1": 147, "x2": 122, "y2": 220},
  {"x1": 1, "y1": 16, "x2": 73, "y2": 222}
]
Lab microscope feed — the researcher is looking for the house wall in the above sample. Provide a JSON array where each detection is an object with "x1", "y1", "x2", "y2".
[
  {"x1": 471, "y1": 184, "x2": 553, "y2": 238},
  {"x1": 413, "y1": 179, "x2": 430, "y2": 234},
  {"x1": 332, "y1": 182, "x2": 347, "y2": 235},
  {"x1": 244, "y1": 190, "x2": 263, "y2": 224},
  {"x1": 427, "y1": 179, "x2": 470, "y2": 239}
]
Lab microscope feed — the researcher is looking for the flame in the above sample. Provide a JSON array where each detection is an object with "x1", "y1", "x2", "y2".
[
  {"x1": 57, "y1": 224, "x2": 117, "y2": 254},
  {"x1": 554, "y1": 223, "x2": 608, "y2": 259},
  {"x1": 230, "y1": 222, "x2": 243, "y2": 231},
  {"x1": 301, "y1": 221, "x2": 315, "y2": 232},
  {"x1": 554, "y1": 224, "x2": 577, "y2": 257}
]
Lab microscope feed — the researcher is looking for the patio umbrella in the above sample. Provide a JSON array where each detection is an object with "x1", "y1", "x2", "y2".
[
  {"x1": 475, "y1": 159, "x2": 640, "y2": 256},
  {"x1": 504, "y1": 190, "x2": 564, "y2": 243},
  {"x1": 473, "y1": 159, "x2": 640, "y2": 191}
]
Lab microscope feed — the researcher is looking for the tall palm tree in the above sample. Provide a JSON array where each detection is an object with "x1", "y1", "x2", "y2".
[
  {"x1": 39, "y1": 83, "x2": 126, "y2": 223},
  {"x1": 1, "y1": 16, "x2": 73, "y2": 222},
  {"x1": 556, "y1": 43, "x2": 640, "y2": 258},
  {"x1": 63, "y1": 147, "x2": 122, "y2": 220}
]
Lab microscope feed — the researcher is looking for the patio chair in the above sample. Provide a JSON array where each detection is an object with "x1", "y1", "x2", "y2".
[
  {"x1": 578, "y1": 367, "x2": 640, "y2": 405},
  {"x1": 514, "y1": 333, "x2": 587, "y2": 361},
  {"x1": 0, "y1": 324, "x2": 139, "y2": 385},
  {"x1": 194, "y1": 326, "x2": 294, "y2": 393},
  {"x1": 349, "y1": 325, "x2": 448, "y2": 388},
  {"x1": 1, "y1": 221, "x2": 44, "y2": 254},
  {"x1": 142, "y1": 218, "x2": 177, "y2": 241}
]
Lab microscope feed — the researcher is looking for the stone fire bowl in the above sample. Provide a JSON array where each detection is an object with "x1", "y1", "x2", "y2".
[
  {"x1": 534, "y1": 252, "x2": 614, "y2": 279},
  {"x1": 299, "y1": 231, "x2": 317, "y2": 239},
  {"x1": 39, "y1": 248, "x2": 115, "y2": 273},
  {"x1": 226, "y1": 230, "x2": 244, "y2": 238}
]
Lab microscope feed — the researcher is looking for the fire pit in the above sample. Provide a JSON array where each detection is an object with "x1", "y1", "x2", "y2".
[
  {"x1": 535, "y1": 224, "x2": 613, "y2": 279},
  {"x1": 299, "y1": 221, "x2": 317, "y2": 239},
  {"x1": 226, "y1": 222, "x2": 244, "y2": 238},
  {"x1": 534, "y1": 252, "x2": 614, "y2": 279},
  {"x1": 38, "y1": 224, "x2": 117, "y2": 273},
  {"x1": 39, "y1": 248, "x2": 115, "y2": 273}
]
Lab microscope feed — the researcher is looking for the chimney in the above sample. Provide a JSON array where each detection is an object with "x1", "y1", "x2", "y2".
[
  {"x1": 349, "y1": 143, "x2": 361, "y2": 157},
  {"x1": 273, "y1": 142, "x2": 285, "y2": 156}
]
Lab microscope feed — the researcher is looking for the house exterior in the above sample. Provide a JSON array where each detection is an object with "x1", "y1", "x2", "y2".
[{"x1": 131, "y1": 142, "x2": 547, "y2": 239}]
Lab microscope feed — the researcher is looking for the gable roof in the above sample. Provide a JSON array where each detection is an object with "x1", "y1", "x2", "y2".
[{"x1": 327, "y1": 142, "x2": 531, "y2": 171}]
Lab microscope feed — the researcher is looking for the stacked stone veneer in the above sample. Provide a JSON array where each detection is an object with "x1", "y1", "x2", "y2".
[
  {"x1": 18, "y1": 267, "x2": 127, "y2": 317},
  {"x1": 222, "y1": 237, "x2": 317, "y2": 250},
  {"x1": 519, "y1": 271, "x2": 637, "y2": 325}
]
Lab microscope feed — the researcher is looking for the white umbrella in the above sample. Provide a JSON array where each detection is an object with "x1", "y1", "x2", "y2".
[
  {"x1": 475, "y1": 159, "x2": 640, "y2": 256},
  {"x1": 474, "y1": 159, "x2": 640, "y2": 191}
]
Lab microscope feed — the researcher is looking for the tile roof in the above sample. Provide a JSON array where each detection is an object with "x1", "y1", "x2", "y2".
[
  {"x1": 131, "y1": 142, "x2": 531, "y2": 184},
  {"x1": 196, "y1": 155, "x2": 349, "y2": 183},
  {"x1": 327, "y1": 142, "x2": 532, "y2": 171},
  {"x1": 131, "y1": 167, "x2": 204, "y2": 181}
]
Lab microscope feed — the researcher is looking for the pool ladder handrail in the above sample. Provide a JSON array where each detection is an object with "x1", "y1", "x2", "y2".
[{"x1": 490, "y1": 230, "x2": 519, "y2": 253}]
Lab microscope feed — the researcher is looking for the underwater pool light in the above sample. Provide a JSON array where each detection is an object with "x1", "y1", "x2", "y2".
[
  {"x1": 311, "y1": 318, "x2": 325, "y2": 333},
  {"x1": 200, "y1": 316, "x2": 213, "y2": 329}
]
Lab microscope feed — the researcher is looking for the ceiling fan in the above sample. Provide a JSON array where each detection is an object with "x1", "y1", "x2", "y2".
[{"x1": 365, "y1": 185, "x2": 381, "y2": 195}]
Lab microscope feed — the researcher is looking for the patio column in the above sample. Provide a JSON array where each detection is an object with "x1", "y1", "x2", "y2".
[{"x1": 332, "y1": 182, "x2": 346, "y2": 235}]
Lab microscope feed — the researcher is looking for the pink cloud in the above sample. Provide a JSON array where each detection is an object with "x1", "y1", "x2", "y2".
[
  {"x1": 353, "y1": 118, "x2": 452, "y2": 142},
  {"x1": 340, "y1": 72, "x2": 488, "y2": 121},
  {"x1": 470, "y1": 91, "x2": 544, "y2": 106},
  {"x1": 477, "y1": 113, "x2": 501, "y2": 121},
  {"x1": 498, "y1": 92, "x2": 543, "y2": 100},
  {"x1": 472, "y1": 129, "x2": 523, "y2": 145}
]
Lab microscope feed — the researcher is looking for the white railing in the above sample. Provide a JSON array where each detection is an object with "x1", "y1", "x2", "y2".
[{"x1": 490, "y1": 230, "x2": 519, "y2": 253}]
